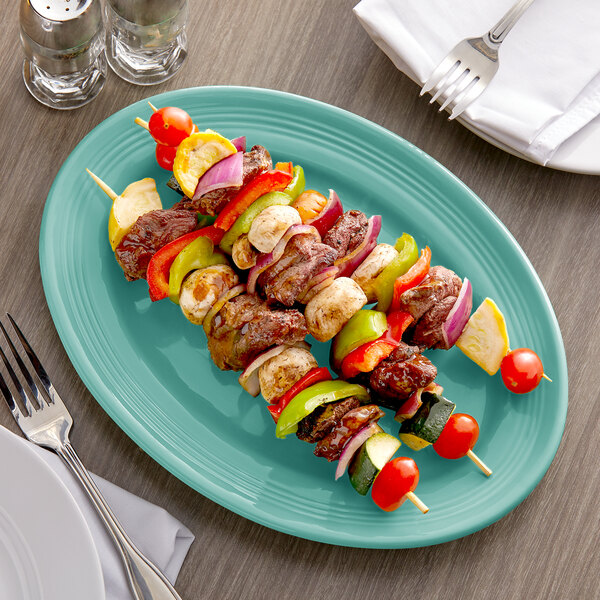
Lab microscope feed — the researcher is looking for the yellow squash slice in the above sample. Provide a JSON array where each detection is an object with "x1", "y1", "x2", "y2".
[
  {"x1": 456, "y1": 297, "x2": 510, "y2": 375},
  {"x1": 108, "y1": 178, "x2": 162, "y2": 250},
  {"x1": 173, "y1": 131, "x2": 237, "y2": 197}
]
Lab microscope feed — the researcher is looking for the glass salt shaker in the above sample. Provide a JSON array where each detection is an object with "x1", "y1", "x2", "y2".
[
  {"x1": 104, "y1": 0, "x2": 188, "y2": 86},
  {"x1": 20, "y1": 0, "x2": 106, "y2": 110}
]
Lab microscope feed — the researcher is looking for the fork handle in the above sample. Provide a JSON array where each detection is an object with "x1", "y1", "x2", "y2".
[
  {"x1": 488, "y1": 0, "x2": 536, "y2": 44},
  {"x1": 58, "y1": 443, "x2": 183, "y2": 600}
]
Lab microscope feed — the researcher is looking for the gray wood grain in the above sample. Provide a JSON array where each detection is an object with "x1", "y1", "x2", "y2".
[{"x1": 1, "y1": 1, "x2": 598, "y2": 599}]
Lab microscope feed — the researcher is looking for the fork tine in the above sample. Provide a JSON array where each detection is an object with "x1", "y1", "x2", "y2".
[
  {"x1": 429, "y1": 63, "x2": 464, "y2": 105},
  {"x1": 420, "y1": 55, "x2": 459, "y2": 96},
  {"x1": 0, "y1": 319, "x2": 48, "y2": 411},
  {"x1": 5, "y1": 314, "x2": 62, "y2": 406},
  {"x1": 439, "y1": 70, "x2": 478, "y2": 113},
  {"x1": 0, "y1": 346, "x2": 27, "y2": 421},
  {"x1": 448, "y1": 78, "x2": 486, "y2": 120}
]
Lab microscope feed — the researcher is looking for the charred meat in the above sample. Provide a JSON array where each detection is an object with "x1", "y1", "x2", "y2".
[
  {"x1": 257, "y1": 234, "x2": 338, "y2": 307},
  {"x1": 369, "y1": 343, "x2": 437, "y2": 406},
  {"x1": 395, "y1": 265, "x2": 463, "y2": 349},
  {"x1": 205, "y1": 294, "x2": 307, "y2": 371},
  {"x1": 115, "y1": 209, "x2": 198, "y2": 281},
  {"x1": 322, "y1": 210, "x2": 369, "y2": 260},
  {"x1": 296, "y1": 396, "x2": 361, "y2": 443},
  {"x1": 172, "y1": 146, "x2": 272, "y2": 215},
  {"x1": 314, "y1": 404, "x2": 385, "y2": 461}
]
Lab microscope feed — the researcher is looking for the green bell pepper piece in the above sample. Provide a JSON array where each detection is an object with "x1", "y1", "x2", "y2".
[
  {"x1": 331, "y1": 310, "x2": 388, "y2": 370},
  {"x1": 219, "y1": 190, "x2": 293, "y2": 254},
  {"x1": 168, "y1": 236, "x2": 228, "y2": 304},
  {"x1": 374, "y1": 233, "x2": 419, "y2": 312},
  {"x1": 284, "y1": 165, "x2": 305, "y2": 201},
  {"x1": 275, "y1": 380, "x2": 370, "y2": 439}
]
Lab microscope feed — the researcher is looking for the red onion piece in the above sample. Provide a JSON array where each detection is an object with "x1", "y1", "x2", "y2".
[
  {"x1": 334, "y1": 215, "x2": 382, "y2": 278},
  {"x1": 238, "y1": 341, "x2": 311, "y2": 397},
  {"x1": 305, "y1": 189, "x2": 344, "y2": 237},
  {"x1": 297, "y1": 265, "x2": 339, "y2": 304},
  {"x1": 247, "y1": 224, "x2": 321, "y2": 294},
  {"x1": 441, "y1": 277, "x2": 473, "y2": 348},
  {"x1": 335, "y1": 423, "x2": 383, "y2": 480},
  {"x1": 231, "y1": 136, "x2": 246, "y2": 152},
  {"x1": 192, "y1": 151, "x2": 244, "y2": 200}
]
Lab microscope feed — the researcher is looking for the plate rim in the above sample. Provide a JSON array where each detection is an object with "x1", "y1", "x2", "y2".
[{"x1": 39, "y1": 85, "x2": 568, "y2": 548}]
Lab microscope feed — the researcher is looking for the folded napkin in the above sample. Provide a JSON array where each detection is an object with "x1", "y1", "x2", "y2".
[
  {"x1": 31, "y1": 442, "x2": 194, "y2": 600},
  {"x1": 354, "y1": 0, "x2": 600, "y2": 164}
]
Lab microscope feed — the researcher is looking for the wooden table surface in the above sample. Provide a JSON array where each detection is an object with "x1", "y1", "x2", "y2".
[{"x1": 2, "y1": 1, "x2": 599, "y2": 599}]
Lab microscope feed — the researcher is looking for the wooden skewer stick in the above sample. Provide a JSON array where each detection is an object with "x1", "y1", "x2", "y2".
[
  {"x1": 85, "y1": 169, "x2": 118, "y2": 201},
  {"x1": 406, "y1": 491, "x2": 429, "y2": 514},
  {"x1": 467, "y1": 450, "x2": 492, "y2": 477},
  {"x1": 148, "y1": 101, "x2": 158, "y2": 112},
  {"x1": 134, "y1": 117, "x2": 149, "y2": 131},
  {"x1": 542, "y1": 373, "x2": 553, "y2": 382}
]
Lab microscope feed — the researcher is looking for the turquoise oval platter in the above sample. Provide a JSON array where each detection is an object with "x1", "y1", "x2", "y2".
[{"x1": 39, "y1": 86, "x2": 568, "y2": 548}]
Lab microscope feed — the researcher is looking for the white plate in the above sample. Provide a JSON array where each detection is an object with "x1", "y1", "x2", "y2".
[
  {"x1": 457, "y1": 111, "x2": 600, "y2": 175},
  {"x1": 0, "y1": 426, "x2": 104, "y2": 600}
]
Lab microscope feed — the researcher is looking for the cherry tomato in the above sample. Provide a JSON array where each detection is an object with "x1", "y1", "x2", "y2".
[
  {"x1": 371, "y1": 457, "x2": 419, "y2": 512},
  {"x1": 155, "y1": 144, "x2": 177, "y2": 170},
  {"x1": 500, "y1": 348, "x2": 544, "y2": 394},
  {"x1": 149, "y1": 107, "x2": 193, "y2": 146},
  {"x1": 433, "y1": 413, "x2": 479, "y2": 459}
]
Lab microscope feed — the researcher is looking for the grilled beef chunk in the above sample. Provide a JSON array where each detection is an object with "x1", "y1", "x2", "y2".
[
  {"x1": 395, "y1": 266, "x2": 461, "y2": 321},
  {"x1": 257, "y1": 234, "x2": 338, "y2": 306},
  {"x1": 115, "y1": 209, "x2": 198, "y2": 281},
  {"x1": 172, "y1": 146, "x2": 272, "y2": 215},
  {"x1": 296, "y1": 396, "x2": 361, "y2": 443},
  {"x1": 206, "y1": 294, "x2": 307, "y2": 371},
  {"x1": 322, "y1": 210, "x2": 368, "y2": 260},
  {"x1": 411, "y1": 295, "x2": 457, "y2": 350},
  {"x1": 396, "y1": 265, "x2": 462, "y2": 349},
  {"x1": 369, "y1": 343, "x2": 437, "y2": 405},
  {"x1": 314, "y1": 404, "x2": 385, "y2": 461}
]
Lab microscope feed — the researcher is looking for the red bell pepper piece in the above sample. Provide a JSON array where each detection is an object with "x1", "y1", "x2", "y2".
[
  {"x1": 146, "y1": 225, "x2": 225, "y2": 302},
  {"x1": 214, "y1": 168, "x2": 294, "y2": 232},
  {"x1": 267, "y1": 367, "x2": 332, "y2": 423},
  {"x1": 389, "y1": 246, "x2": 432, "y2": 312},
  {"x1": 340, "y1": 338, "x2": 399, "y2": 380},
  {"x1": 385, "y1": 311, "x2": 414, "y2": 342}
]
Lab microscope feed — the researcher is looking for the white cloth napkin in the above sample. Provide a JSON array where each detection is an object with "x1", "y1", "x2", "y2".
[
  {"x1": 354, "y1": 0, "x2": 600, "y2": 165},
  {"x1": 31, "y1": 443, "x2": 194, "y2": 600}
]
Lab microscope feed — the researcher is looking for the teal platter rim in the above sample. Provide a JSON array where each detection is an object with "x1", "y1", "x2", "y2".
[{"x1": 39, "y1": 86, "x2": 568, "y2": 549}]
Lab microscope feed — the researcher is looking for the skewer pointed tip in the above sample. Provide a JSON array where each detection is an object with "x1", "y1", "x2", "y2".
[
  {"x1": 148, "y1": 101, "x2": 158, "y2": 112},
  {"x1": 406, "y1": 491, "x2": 429, "y2": 514}
]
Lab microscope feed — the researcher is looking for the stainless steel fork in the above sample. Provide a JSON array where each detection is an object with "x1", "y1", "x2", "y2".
[
  {"x1": 420, "y1": 0, "x2": 536, "y2": 120},
  {"x1": 0, "y1": 314, "x2": 183, "y2": 600}
]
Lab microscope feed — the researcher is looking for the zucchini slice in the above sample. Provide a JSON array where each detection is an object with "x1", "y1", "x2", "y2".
[
  {"x1": 399, "y1": 392, "x2": 456, "y2": 445},
  {"x1": 348, "y1": 432, "x2": 401, "y2": 495}
]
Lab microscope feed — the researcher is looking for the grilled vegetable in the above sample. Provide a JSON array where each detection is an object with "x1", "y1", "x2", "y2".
[
  {"x1": 374, "y1": 233, "x2": 419, "y2": 312},
  {"x1": 351, "y1": 243, "x2": 399, "y2": 302},
  {"x1": 275, "y1": 380, "x2": 370, "y2": 439},
  {"x1": 219, "y1": 191, "x2": 294, "y2": 254},
  {"x1": 179, "y1": 265, "x2": 239, "y2": 325},
  {"x1": 258, "y1": 347, "x2": 318, "y2": 403},
  {"x1": 331, "y1": 309, "x2": 388, "y2": 370},
  {"x1": 168, "y1": 236, "x2": 228, "y2": 303},
  {"x1": 231, "y1": 234, "x2": 258, "y2": 270},
  {"x1": 348, "y1": 432, "x2": 401, "y2": 495},
  {"x1": 305, "y1": 278, "x2": 368, "y2": 343},
  {"x1": 399, "y1": 391, "x2": 456, "y2": 446},
  {"x1": 248, "y1": 205, "x2": 302, "y2": 253}
]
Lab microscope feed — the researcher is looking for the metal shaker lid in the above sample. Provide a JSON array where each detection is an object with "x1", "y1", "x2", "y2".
[{"x1": 20, "y1": 0, "x2": 102, "y2": 49}]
